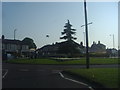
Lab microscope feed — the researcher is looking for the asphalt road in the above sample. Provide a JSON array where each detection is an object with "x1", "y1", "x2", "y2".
[{"x1": 2, "y1": 63, "x2": 119, "y2": 88}]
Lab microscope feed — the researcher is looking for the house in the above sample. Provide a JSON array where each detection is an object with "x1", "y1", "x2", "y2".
[
  {"x1": 1, "y1": 35, "x2": 30, "y2": 60},
  {"x1": 90, "y1": 41, "x2": 106, "y2": 53},
  {"x1": 106, "y1": 48, "x2": 118, "y2": 57},
  {"x1": 118, "y1": 49, "x2": 120, "y2": 58}
]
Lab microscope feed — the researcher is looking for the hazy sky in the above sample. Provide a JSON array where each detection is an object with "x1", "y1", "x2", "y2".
[
  {"x1": 2, "y1": 2, "x2": 118, "y2": 49},
  {"x1": 118, "y1": 1, "x2": 120, "y2": 49}
]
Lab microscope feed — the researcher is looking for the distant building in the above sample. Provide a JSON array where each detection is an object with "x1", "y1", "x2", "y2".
[
  {"x1": 36, "y1": 41, "x2": 85, "y2": 57},
  {"x1": 106, "y1": 48, "x2": 118, "y2": 57},
  {"x1": 36, "y1": 44, "x2": 59, "y2": 57},
  {"x1": 90, "y1": 41, "x2": 106, "y2": 53},
  {"x1": 1, "y1": 35, "x2": 30, "y2": 60},
  {"x1": 118, "y1": 49, "x2": 120, "y2": 58}
]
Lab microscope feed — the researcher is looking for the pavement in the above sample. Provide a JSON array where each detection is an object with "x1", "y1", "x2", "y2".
[{"x1": 2, "y1": 63, "x2": 119, "y2": 89}]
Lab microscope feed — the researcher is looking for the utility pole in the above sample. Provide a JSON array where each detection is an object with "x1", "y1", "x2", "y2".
[
  {"x1": 81, "y1": 22, "x2": 92, "y2": 46},
  {"x1": 14, "y1": 29, "x2": 17, "y2": 40},
  {"x1": 84, "y1": 0, "x2": 89, "y2": 69},
  {"x1": 83, "y1": 32, "x2": 85, "y2": 46},
  {"x1": 81, "y1": 22, "x2": 93, "y2": 27}
]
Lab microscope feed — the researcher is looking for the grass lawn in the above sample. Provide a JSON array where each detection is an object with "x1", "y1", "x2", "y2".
[
  {"x1": 64, "y1": 68, "x2": 119, "y2": 88},
  {"x1": 5, "y1": 58, "x2": 58, "y2": 64},
  {"x1": 5, "y1": 57, "x2": 119, "y2": 65}
]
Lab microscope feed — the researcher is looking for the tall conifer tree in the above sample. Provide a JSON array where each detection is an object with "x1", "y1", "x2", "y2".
[{"x1": 60, "y1": 20, "x2": 77, "y2": 41}]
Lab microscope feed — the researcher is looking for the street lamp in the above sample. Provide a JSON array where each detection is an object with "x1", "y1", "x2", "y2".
[{"x1": 110, "y1": 34, "x2": 115, "y2": 49}]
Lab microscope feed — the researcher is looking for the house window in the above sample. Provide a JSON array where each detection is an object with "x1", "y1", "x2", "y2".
[
  {"x1": 22, "y1": 45, "x2": 29, "y2": 50},
  {"x1": 11, "y1": 44, "x2": 15, "y2": 50},
  {"x1": 7, "y1": 44, "x2": 11, "y2": 50},
  {"x1": 17, "y1": 45, "x2": 20, "y2": 50}
]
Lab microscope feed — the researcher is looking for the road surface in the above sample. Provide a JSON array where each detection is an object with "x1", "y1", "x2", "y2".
[{"x1": 2, "y1": 63, "x2": 118, "y2": 88}]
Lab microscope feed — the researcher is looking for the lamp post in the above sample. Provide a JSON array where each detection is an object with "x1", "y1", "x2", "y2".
[
  {"x1": 84, "y1": 0, "x2": 89, "y2": 69},
  {"x1": 110, "y1": 34, "x2": 115, "y2": 49},
  {"x1": 14, "y1": 29, "x2": 17, "y2": 40},
  {"x1": 110, "y1": 34, "x2": 115, "y2": 57}
]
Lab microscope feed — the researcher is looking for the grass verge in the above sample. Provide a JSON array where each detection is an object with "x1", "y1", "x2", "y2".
[
  {"x1": 63, "y1": 68, "x2": 119, "y2": 88},
  {"x1": 5, "y1": 58, "x2": 118, "y2": 65}
]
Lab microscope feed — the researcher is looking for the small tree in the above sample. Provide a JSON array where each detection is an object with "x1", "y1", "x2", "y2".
[
  {"x1": 22, "y1": 37, "x2": 37, "y2": 49},
  {"x1": 60, "y1": 20, "x2": 77, "y2": 41}
]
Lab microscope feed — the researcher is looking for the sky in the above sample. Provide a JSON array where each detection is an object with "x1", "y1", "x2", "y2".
[
  {"x1": 118, "y1": 1, "x2": 120, "y2": 49},
  {"x1": 2, "y1": 1, "x2": 118, "y2": 49}
]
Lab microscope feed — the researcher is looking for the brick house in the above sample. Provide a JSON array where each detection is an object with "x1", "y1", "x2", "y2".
[
  {"x1": 90, "y1": 41, "x2": 106, "y2": 53},
  {"x1": 1, "y1": 35, "x2": 30, "y2": 60}
]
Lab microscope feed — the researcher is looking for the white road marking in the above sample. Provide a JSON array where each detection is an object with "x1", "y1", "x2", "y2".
[
  {"x1": 59, "y1": 72, "x2": 94, "y2": 90},
  {"x1": 59, "y1": 72, "x2": 64, "y2": 78},
  {"x1": 2, "y1": 69, "x2": 8, "y2": 78}
]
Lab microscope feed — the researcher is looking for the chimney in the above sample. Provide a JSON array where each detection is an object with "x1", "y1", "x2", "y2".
[
  {"x1": 98, "y1": 41, "x2": 100, "y2": 44},
  {"x1": 2, "y1": 35, "x2": 5, "y2": 40}
]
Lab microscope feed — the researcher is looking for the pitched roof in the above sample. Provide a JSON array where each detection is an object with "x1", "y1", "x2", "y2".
[{"x1": 2, "y1": 39, "x2": 28, "y2": 45}]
